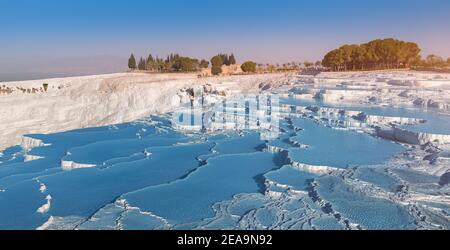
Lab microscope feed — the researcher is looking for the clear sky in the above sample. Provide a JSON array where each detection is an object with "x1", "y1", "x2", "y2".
[{"x1": 1, "y1": 0, "x2": 450, "y2": 80}]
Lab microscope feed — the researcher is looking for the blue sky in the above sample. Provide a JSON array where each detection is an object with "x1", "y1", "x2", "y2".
[{"x1": 1, "y1": 0, "x2": 450, "y2": 79}]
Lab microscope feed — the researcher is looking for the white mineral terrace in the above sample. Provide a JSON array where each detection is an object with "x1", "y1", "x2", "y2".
[
  {"x1": 2, "y1": 70, "x2": 450, "y2": 230},
  {"x1": 2, "y1": 70, "x2": 450, "y2": 151},
  {"x1": 0, "y1": 72, "x2": 296, "y2": 150}
]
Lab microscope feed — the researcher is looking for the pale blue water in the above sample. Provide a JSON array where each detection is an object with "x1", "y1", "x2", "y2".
[
  {"x1": 124, "y1": 152, "x2": 278, "y2": 225},
  {"x1": 265, "y1": 165, "x2": 317, "y2": 191},
  {"x1": 42, "y1": 142, "x2": 214, "y2": 218},
  {"x1": 315, "y1": 175, "x2": 416, "y2": 229},
  {"x1": 288, "y1": 117, "x2": 404, "y2": 168},
  {"x1": 0, "y1": 96, "x2": 448, "y2": 230},
  {"x1": 354, "y1": 167, "x2": 400, "y2": 192}
]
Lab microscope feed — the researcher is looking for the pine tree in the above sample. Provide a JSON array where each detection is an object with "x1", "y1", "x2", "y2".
[
  {"x1": 322, "y1": 38, "x2": 422, "y2": 71},
  {"x1": 128, "y1": 54, "x2": 137, "y2": 70}
]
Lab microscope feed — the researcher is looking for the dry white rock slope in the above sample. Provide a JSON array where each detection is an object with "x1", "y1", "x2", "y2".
[{"x1": 0, "y1": 72, "x2": 294, "y2": 150}]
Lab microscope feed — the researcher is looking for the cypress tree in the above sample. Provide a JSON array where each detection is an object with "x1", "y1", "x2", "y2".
[
  {"x1": 147, "y1": 54, "x2": 154, "y2": 63},
  {"x1": 229, "y1": 54, "x2": 236, "y2": 65},
  {"x1": 128, "y1": 54, "x2": 137, "y2": 70},
  {"x1": 223, "y1": 54, "x2": 231, "y2": 66},
  {"x1": 138, "y1": 57, "x2": 146, "y2": 70}
]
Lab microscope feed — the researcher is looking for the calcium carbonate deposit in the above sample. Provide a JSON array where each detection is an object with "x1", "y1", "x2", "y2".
[{"x1": 1, "y1": 70, "x2": 449, "y2": 230}]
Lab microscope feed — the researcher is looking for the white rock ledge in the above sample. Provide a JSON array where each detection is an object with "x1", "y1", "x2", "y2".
[
  {"x1": 61, "y1": 160, "x2": 96, "y2": 171},
  {"x1": 290, "y1": 161, "x2": 341, "y2": 174},
  {"x1": 376, "y1": 127, "x2": 450, "y2": 145},
  {"x1": 21, "y1": 136, "x2": 50, "y2": 151}
]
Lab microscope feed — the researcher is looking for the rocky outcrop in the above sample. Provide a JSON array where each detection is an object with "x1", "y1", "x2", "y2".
[
  {"x1": 356, "y1": 113, "x2": 424, "y2": 126},
  {"x1": 376, "y1": 126, "x2": 450, "y2": 145},
  {"x1": 439, "y1": 172, "x2": 450, "y2": 186},
  {"x1": 413, "y1": 98, "x2": 450, "y2": 111},
  {"x1": 21, "y1": 136, "x2": 50, "y2": 151},
  {"x1": 387, "y1": 79, "x2": 420, "y2": 87}
]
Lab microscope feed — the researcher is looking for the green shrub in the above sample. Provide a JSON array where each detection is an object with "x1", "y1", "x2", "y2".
[
  {"x1": 172, "y1": 57, "x2": 199, "y2": 72},
  {"x1": 200, "y1": 59, "x2": 209, "y2": 68},
  {"x1": 241, "y1": 61, "x2": 257, "y2": 73},
  {"x1": 211, "y1": 66, "x2": 222, "y2": 75},
  {"x1": 211, "y1": 56, "x2": 223, "y2": 67}
]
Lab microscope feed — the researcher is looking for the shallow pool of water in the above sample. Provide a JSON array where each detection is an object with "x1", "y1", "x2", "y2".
[{"x1": 0, "y1": 96, "x2": 447, "y2": 230}]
